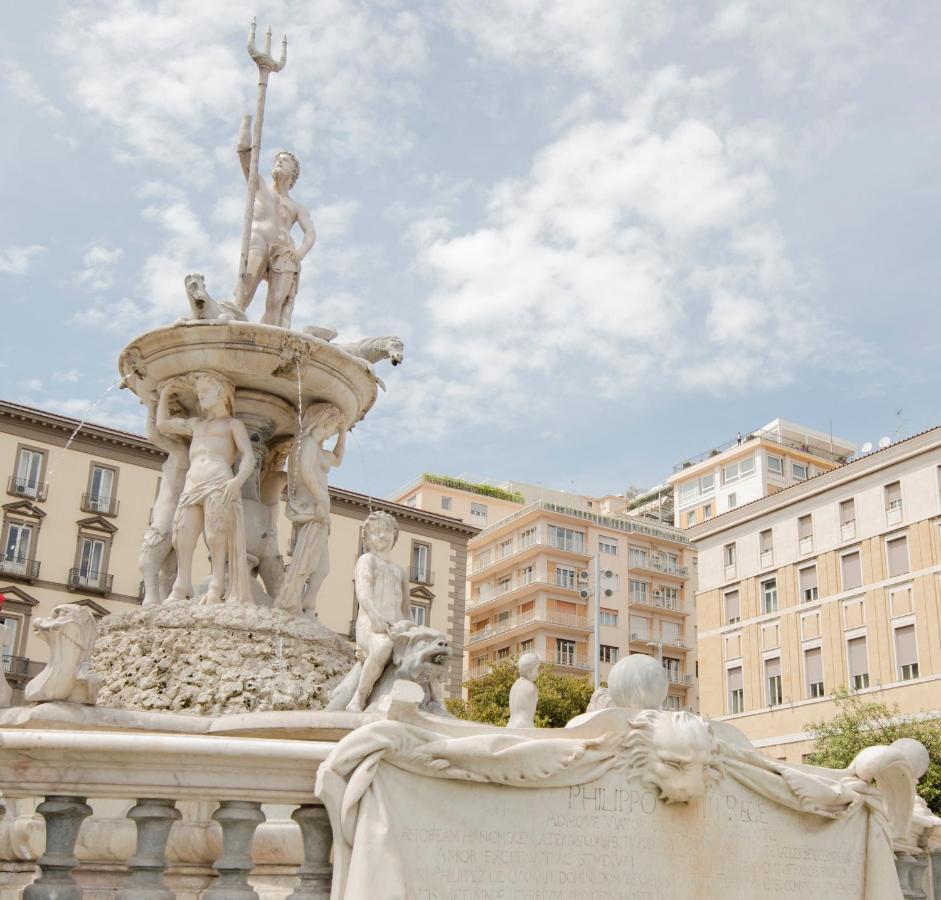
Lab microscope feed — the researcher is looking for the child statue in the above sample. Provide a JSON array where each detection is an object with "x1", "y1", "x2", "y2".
[
  {"x1": 157, "y1": 371, "x2": 255, "y2": 605},
  {"x1": 508, "y1": 652, "x2": 540, "y2": 728},
  {"x1": 347, "y1": 510, "x2": 413, "y2": 712},
  {"x1": 275, "y1": 403, "x2": 346, "y2": 616}
]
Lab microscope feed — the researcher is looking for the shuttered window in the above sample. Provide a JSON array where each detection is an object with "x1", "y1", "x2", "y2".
[
  {"x1": 760, "y1": 530, "x2": 773, "y2": 552},
  {"x1": 725, "y1": 589, "x2": 740, "y2": 624},
  {"x1": 886, "y1": 536, "x2": 909, "y2": 577},
  {"x1": 895, "y1": 625, "x2": 919, "y2": 680},
  {"x1": 804, "y1": 647, "x2": 824, "y2": 698},
  {"x1": 799, "y1": 566, "x2": 818, "y2": 603},
  {"x1": 848, "y1": 636, "x2": 869, "y2": 689},
  {"x1": 728, "y1": 666, "x2": 744, "y2": 714},
  {"x1": 765, "y1": 657, "x2": 783, "y2": 706},
  {"x1": 841, "y1": 551, "x2": 862, "y2": 590},
  {"x1": 885, "y1": 481, "x2": 902, "y2": 510},
  {"x1": 798, "y1": 515, "x2": 813, "y2": 539}
]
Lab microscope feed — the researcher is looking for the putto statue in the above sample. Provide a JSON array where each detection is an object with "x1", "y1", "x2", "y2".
[
  {"x1": 24, "y1": 604, "x2": 99, "y2": 705},
  {"x1": 507, "y1": 652, "x2": 540, "y2": 728},
  {"x1": 275, "y1": 403, "x2": 346, "y2": 617},
  {"x1": 157, "y1": 372, "x2": 255, "y2": 605}
]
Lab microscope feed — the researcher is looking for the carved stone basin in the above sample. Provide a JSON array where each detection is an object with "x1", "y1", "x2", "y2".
[{"x1": 118, "y1": 321, "x2": 379, "y2": 435}]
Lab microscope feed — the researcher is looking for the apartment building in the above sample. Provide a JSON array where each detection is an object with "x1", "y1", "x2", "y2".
[
  {"x1": 668, "y1": 419, "x2": 856, "y2": 529},
  {"x1": 466, "y1": 502, "x2": 697, "y2": 710},
  {"x1": 392, "y1": 473, "x2": 525, "y2": 527},
  {"x1": 690, "y1": 425, "x2": 941, "y2": 762},
  {"x1": 0, "y1": 400, "x2": 477, "y2": 702}
]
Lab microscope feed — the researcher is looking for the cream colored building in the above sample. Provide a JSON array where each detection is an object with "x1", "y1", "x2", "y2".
[
  {"x1": 689, "y1": 425, "x2": 941, "y2": 762},
  {"x1": 668, "y1": 419, "x2": 856, "y2": 529},
  {"x1": 392, "y1": 473, "x2": 526, "y2": 527},
  {"x1": 466, "y1": 502, "x2": 697, "y2": 709},
  {"x1": 0, "y1": 400, "x2": 476, "y2": 702}
]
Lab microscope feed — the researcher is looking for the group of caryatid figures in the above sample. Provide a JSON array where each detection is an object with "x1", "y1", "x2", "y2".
[{"x1": 138, "y1": 371, "x2": 345, "y2": 618}]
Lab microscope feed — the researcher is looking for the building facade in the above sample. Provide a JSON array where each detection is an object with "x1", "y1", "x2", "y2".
[
  {"x1": 0, "y1": 400, "x2": 476, "y2": 702},
  {"x1": 668, "y1": 419, "x2": 856, "y2": 529},
  {"x1": 466, "y1": 502, "x2": 697, "y2": 709},
  {"x1": 391, "y1": 473, "x2": 526, "y2": 527},
  {"x1": 690, "y1": 426, "x2": 941, "y2": 762}
]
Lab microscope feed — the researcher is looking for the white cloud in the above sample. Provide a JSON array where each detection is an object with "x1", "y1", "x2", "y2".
[
  {"x1": 0, "y1": 245, "x2": 46, "y2": 275},
  {"x1": 1, "y1": 60, "x2": 62, "y2": 118},
  {"x1": 75, "y1": 245, "x2": 124, "y2": 291},
  {"x1": 19, "y1": 378, "x2": 44, "y2": 392},
  {"x1": 53, "y1": 369, "x2": 81, "y2": 383}
]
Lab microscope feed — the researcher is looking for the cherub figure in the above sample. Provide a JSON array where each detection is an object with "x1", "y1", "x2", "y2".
[
  {"x1": 508, "y1": 652, "x2": 540, "y2": 728},
  {"x1": 232, "y1": 115, "x2": 316, "y2": 328},
  {"x1": 275, "y1": 403, "x2": 346, "y2": 616},
  {"x1": 157, "y1": 372, "x2": 255, "y2": 605},
  {"x1": 347, "y1": 511, "x2": 412, "y2": 713}
]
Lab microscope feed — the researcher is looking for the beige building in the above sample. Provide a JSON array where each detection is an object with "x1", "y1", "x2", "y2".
[
  {"x1": 689, "y1": 425, "x2": 941, "y2": 762},
  {"x1": 0, "y1": 400, "x2": 476, "y2": 702},
  {"x1": 392, "y1": 473, "x2": 526, "y2": 526},
  {"x1": 466, "y1": 502, "x2": 697, "y2": 709},
  {"x1": 668, "y1": 419, "x2": 856, "y2": 529}
]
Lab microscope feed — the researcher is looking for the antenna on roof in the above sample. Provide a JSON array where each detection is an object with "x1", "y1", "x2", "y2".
[
  {"x1": 878, "y1": 436, "x2": 892, "y2": 449},
  {"x1": 860, "y1": 441, "x2": 873, "y2": 454}
]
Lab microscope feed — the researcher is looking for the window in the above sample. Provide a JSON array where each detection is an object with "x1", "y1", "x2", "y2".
[
  {"x1": 410, "y1": 605, "x2": 426, "y2": 626},
  {"x1": 765, "y1": 657, "x2": 783, "y2": 706},
  {"x1": 555, "y1": 566, "x2": 576, "y2": 589},
  {"x1": 440, "y1": 496, "x2": 452, "y2": 511},
  {"x1": 600, "y1": 644, "x2": 619, "y2": 663},
  {"x1": 0, "y1": 614, "x2": 18, "y2": 668},
  {"x1": 600, "y1": 609, "x2": 618, "y2": 627},
  {"x1": 86, "y1": 464, "x2": 116, "y2": 514},
  {"x1": 840, "y1": 499, "x2": 856, "y2": 540},
  {"x1": 798, "y1": 515, "x2": 813, "y2": 554},
  {"x1": 629, "y1": 579, "x2": 648, "y2": 603},
  {"x1": 630, "y1": 615, "x2": 649, "y2": 639},
  {"x1": 496, "y1": 575, "x2": 512, "y2": 595},
  {"x1": 497, "y1": 646, "x2": 510, "y2": 660},
  {"x1": 841, "y1": 550, "x2": 863, "y2": 590},
  {"x1": 724, "y1": 589, "x2": 740, "y2": 624},
  {"x1": 662, "y1": 586, "x2": 679, "y2": 608},
  {"x1": 405, "y1": 495, "x2": 417, "y2": 508},
  {"x1": 497, "y1": 538, "x2": 513, "y2": 559},
  {"x1": 410, "y1": 542, "x2": 430, "y2": 583},
  {"x1": 686, "y1": 510, "x2": 697, "y2": 527},
  {"x1": 475, "y1": 550, "x2": 491, "y2": 571},
  {"x1": 792, "y1": 463, "x2": 808, "y2": 481},
  {"x1": 799, "y1": 566, "x2": 818, "y2": 603},
  {"x1": 885, "y1": 481, "x2": 902, "y2": 524},
  {"x1": 727, "y1": 493, "x2": 737, "y2": 510},
  {"x1": 759, "y1": 529, "x2": 773, "y2": 566},
  {"x1": 723, "y1": 543, "x2": 736, "y2": 568},
  {"x1": 599, "y1": 537, "x2": 618, "y2": 555},
  {"x1": 663, "y1": 695, "x2": 681, "y2": 711},
  {"x1": 886, "y1": 535, "x2": 909, "y2": 577},
  {"x1": 722, "y1": 456, "x2": 755, "y2": 485},
  {"x1": 547, "y1": 525, "x2": 584, "y2": 552},
  {"x1": 662, "y1": 656, "x2": 680, "y2": 680},
  {"x1": 629, "y1": 546, "x2": 648, "y2": 567},
  {"x1": 556, "y1": 638, "x2": 576, "y2": 666},
  {"x1": 847, "y1": 636, "x2": 869, "y2": 690},
  {"x1": 520, "y1": 565, "x2": 535, "y2": 585},
  {"x1": 804, "y1": 647, "x2": 824, "y2": 698},
  {"x1": 767, "y1": 455, "x2": 784, "y2": 476},
  {"x1": 470, "y1": 501, "x2": 488, "y2": 519},
  {"x1": 12, "y1": 447, "x2": 45, "y2": 499},
  {"x1": 2, "y1": 521, "x2": 33, "y2": 577},
  {"x1": 520, "y1": 639, "x2": 534, "y2": 654},
  {"x1": 497, "y1": 610, "x2": 510, "y2": 625},
  {"x1": 520, "y1": 527, "x2": 536, "y2": 548},
  {"x1": 77, "y1": 537, "x2": 106, "y2": 585},
  {"x1": 703, "y1": 503, "x2": 713, "y2": 520},
  {"x1": 761, "y1": 579, "x2": 778, "y2": 614},
  {"x1": 678, "y1": 473, "x2": 715, "y2": 506},
  {"x1": 662, "y1": 552, "x2": 679, "y2": 573},
  {"x1": 661, "y1": 621, "x2": 681, "y2": 645},
  {"x1": 728, "y1": 666, "x2": 744, "y2": 714},
  {"x1": 894, "y1": 624, "x2": 918, "y2": 680}
]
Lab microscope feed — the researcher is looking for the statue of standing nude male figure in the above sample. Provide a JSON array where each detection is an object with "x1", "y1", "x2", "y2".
[
  {"x1": 232, "y1": 114, "x2": 316, "y2": 328},
  {"x1": 157, "y1": 372, "x2": 255, "y2": 605}
]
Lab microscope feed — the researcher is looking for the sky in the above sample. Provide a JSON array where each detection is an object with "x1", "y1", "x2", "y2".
[{"x1": 2, "y1": 1, "x2": 940, "y2": 500}]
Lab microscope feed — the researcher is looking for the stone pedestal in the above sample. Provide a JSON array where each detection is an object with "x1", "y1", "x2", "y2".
[{"x1": 92, "y1": 603, "x2": 354, "y2": 716}]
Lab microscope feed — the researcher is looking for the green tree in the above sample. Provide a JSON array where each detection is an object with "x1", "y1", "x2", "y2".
[
  {"x1": 804, "y1": 691, "x2": 941, "y2": 813},
  {"x1": 446, "y1": 658, "x2": 594, "y2": 728}
]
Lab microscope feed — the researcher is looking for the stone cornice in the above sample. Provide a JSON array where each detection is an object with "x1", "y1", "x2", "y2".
[{"x1": 328, "y1": 486, "x2": 479, "y2": 539}]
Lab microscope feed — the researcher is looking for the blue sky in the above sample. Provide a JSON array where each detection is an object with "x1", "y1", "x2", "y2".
[{"x1": 2, "y1": 1, "x2": 940, "y2": 499}]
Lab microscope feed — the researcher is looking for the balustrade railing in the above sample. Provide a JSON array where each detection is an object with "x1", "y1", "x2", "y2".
[
  {"x1": 0, "y1": 555, "x2": 40, "y2": 581},
  {"x1": 467, "y1": 611, "x2": 592, "y2": 644}
]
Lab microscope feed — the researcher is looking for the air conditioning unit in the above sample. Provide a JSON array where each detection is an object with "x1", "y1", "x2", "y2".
[
  {"x1": 653, "y1": 590, "x2": 663, "y2": 598},
  {"x1": 603, "y1": 569, "x2": 613, "y2": 579},
  {"x1": 578, "y1": 570, "x2": 590, "y2": 582},
  {"x1": 579, "y1": 589, "x2": 590, "y2": 599},
  {"x1": 604, "y1": 588, "x2": 613, "y2": 597}
]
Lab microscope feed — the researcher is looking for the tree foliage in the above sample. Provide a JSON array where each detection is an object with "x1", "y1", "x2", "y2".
[
  {"x1": 804, "y1": 691, "x2": 941, "y2": 813},
  {"x1": 446, "y1": 658, "x2": 593, "y2": 728}
]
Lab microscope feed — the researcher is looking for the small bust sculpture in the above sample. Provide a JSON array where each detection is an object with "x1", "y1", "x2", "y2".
[
  {"x1": 608, "y1": 655, "x2": 669, "y2": 710},
  {"x1": 508, "y1": 652, "x2": 540, "y2": 728},
  {"x1": 25, "y1": 604, "x2": 99, "y2": 705}
]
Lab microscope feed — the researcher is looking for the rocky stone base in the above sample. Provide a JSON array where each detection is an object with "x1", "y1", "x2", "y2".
[{"x1": 92, "y1": 602, "x2": 354, "y2": 716}]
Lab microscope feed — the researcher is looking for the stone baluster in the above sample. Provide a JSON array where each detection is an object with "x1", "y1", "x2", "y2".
[
  {"x1": 203, "y1": 800, "x2": 265, "y2": 900},
  {"x1": 24, "y1": 795, "x2": 92, "y2": 900},
  {"x1": 116, "y1": 798, "x2": 182, "y2": 900},
  {"x1": 288, "y1": 805, "x2": 332, "y2": 899}
]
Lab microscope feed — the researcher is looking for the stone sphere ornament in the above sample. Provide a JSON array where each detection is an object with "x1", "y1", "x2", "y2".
[{"x1": 607, "y1": 655, "x2": 668, "y2": 710}]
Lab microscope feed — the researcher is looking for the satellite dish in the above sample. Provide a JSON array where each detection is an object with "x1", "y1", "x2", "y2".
[
  {"x1": 878, "y1": 436, "x2": 892, "y2": 449},
  {"x1": 860, "y1": 442, "x2": 873, "y2": 454}
]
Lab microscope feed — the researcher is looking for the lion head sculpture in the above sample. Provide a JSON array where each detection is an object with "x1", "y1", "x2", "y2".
[
  {"x1": 391, "y1": 625, "x2": 450, "y2": 714},
  {"x1": 622, "y1": 709, "x2": 724, "y2": 804},
  {"x1": 25, "y1": 603, "x2": 99, "y2": 706}
]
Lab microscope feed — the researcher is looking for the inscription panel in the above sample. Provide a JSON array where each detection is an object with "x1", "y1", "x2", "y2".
[{"x1": 347, "y1": 766, "x2": 868, "y2": 900}]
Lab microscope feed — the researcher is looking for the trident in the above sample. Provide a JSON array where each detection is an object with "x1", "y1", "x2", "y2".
[{"x1": 237, "y1": 17, "x2": 288, "y2": 296}]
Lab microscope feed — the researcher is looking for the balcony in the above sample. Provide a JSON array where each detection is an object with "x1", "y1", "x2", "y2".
[
  {"x1": 6, "y1": 476, "x2": 47, "y2": 501},
  {"x1": 409, "y1": 566, "x2": 434, "y2": 586},
  {"x1": 629, "y1": 593, "x2": 689, "y2": 615},
  {"x1": 0, "y1": 555, "x2": 40, "y2": 583},
  {"x1": 469, "y1": 570, "x2": 582, "y2": 609},
  {"x1": 665, "y1": 672, "x2": 695, "y2": 687},
  {"x1": 628, "y1": 633, "x2": 690, "y2": 651},
  {"x1": 467, "y1": 611, "x2": 593, "y2": 645},
  {"x1": 629, "y1": 553, "x2": 689, "y2": 579},
  {"x1": 472, "y1": 528, "x2": 588, "y2": 575},
  {"x1": 68, "y1": 568, "x2": 113, "y2": 595},
  {"x1": 81, "y1": 493, "x2": 120, "y2": 517}
]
